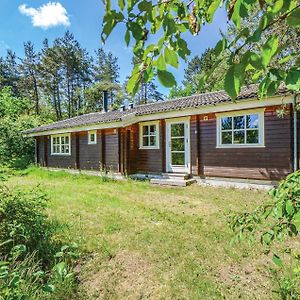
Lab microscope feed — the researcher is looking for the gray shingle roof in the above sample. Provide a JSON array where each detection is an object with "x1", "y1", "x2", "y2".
[{"x1": 24, "y1": 84, "x2": 288, "y2": 134}]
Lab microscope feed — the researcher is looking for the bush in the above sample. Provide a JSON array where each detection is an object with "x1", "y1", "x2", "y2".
[
  {"x1": 0, "y1": 87, "x2": 43, "y2": 169},
  {"x1": 0, "y1": 185, "x2": 61, "y2": 266},
  {"x1": 0, "y1": 184, "x2": 80, "y2": 299}
]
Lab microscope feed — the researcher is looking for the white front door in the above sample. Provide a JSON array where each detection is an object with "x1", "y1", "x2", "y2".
[{"x1": 166, "y1": 118, "x2": 190, "y2": 173}]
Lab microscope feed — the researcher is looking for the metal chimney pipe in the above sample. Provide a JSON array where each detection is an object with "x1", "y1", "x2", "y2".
[{"x1": 103, "y1": 90, "x2": 108, "y2": 112}]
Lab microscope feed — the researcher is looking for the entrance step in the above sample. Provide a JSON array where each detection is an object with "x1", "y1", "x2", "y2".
[
  {"x1": 162, "y1": 173, "x2": 191, "y2": 180},
  {"x1": 151, "y1": 173, "x2": 196, "y2": 187}
]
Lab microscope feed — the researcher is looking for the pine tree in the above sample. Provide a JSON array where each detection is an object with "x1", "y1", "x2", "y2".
[{"x1": 19, "y1": 42, "x2": 40, "y2": 114}]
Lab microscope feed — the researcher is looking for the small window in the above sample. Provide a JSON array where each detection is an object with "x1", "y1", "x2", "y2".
[
  {"x1": 51, "y1": 134, "x2": 71, "y2": 155},
  {"x1": 139, "y1": 122, "x2": 159, "y2": 149},
  {"x1": 88, "y1": 131, "x2": 97, "y2": 145},
  {"x1": 217, "y1": 110, "x2": 264, "y2": 148}
]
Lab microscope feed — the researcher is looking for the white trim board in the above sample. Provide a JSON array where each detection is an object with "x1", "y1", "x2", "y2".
[{"x1": 25, "y1": 95, "x2": 293, "y2": 137}]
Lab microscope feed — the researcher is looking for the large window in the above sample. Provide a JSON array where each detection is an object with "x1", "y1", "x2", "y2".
[
  {"x1": 139, "y1": 121, "x2": 159, "y2": 149},
  {"x1": 51, "y1": 134, "x2": 71, "y2": 155},
  {"x1": 217, "y1": 110, "x2": 264, "y2": 147}
]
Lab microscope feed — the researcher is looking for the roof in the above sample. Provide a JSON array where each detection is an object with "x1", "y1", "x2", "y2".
[{"x1": 24, "y1": 84, "x2": 289, "y2": 135}]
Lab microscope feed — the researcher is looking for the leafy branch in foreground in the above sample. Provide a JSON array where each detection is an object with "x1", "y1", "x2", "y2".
[
  {"x1": 102, "y1": 0, "x2": 300, "y2": 99},
  {"x1": 229, "y1": 171, "x2": 300, "y2": 266}
]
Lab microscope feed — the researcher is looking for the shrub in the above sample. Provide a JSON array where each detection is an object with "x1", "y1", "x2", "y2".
[
  {"x1": 0, "y1": 185, "x2": 80, "y2": 299},
  {"x1": 0, "y1": 185, "x2": 60, "y2": 266}
]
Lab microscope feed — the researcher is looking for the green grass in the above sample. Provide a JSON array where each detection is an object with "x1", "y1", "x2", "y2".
[{"x1": 7, "y1": 167, "x2": 278, "y2": 299}]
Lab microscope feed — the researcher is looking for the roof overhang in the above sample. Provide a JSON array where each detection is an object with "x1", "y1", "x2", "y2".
[{"x1": 24, "y1": 94, "x2": 293, "y2": 137}]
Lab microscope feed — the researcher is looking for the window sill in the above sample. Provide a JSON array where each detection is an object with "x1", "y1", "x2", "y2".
[
  {"x1": 216, "y1": 144, "x2": 265, "y2": 149},
  {"x1": 88, "y1": 143, "x2": 97, "y2": 145},
  {"x1": 139, "y1": 146, "x2": 160, "y2": 150},
  {"x1": 51, "y1": 153, "x2": 72, "y2": 156}
]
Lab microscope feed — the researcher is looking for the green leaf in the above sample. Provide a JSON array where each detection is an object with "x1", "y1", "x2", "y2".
[
  {"x1": 249, "y1": 52, "x2": 263, "y2": 70},
  {"x1": 293, "y1": 211, "x2": 300, "y2": 229},
  {"x1": 231, "y1": 0, "x2": 242, "y2": 28},
  {"x1": 272, "y1": 253, "x2": 283, "y2": 267},
  {"x1": 138, "y1": 0, "x2": 152, "y2": 12},
  {"x1": 43, "y1": 284, "x2": 55, "y2": 293},
  {"x1": 157, "y1": 70, "x2": 176, "y2": 87},
  {"x1": 285, "y1": 200, "x2": 295, "y2": 216},
  {"x1": 127, "y1": 71, "x2": 141, "y2": 95},
  {"x1": 287, "y1": 8, "x2": 300, "y2": 28},
  {"x1": 157, "y1": 55, "x2": 166, "y2": 71},
  {"x1": 214, "y1": 39, "x2": 227, "y2": 57},
  {"x1": 164, "y1": 47, "x2": 178, "y2": 68},
  {"x1": 207, "y1": 0, "x2": 221, "y2": 23},
  {"x1": 272, "y1": 0, "x2": 284, "y2": 13},
  {"x1": 261, "y1": 36, "x2": 279, "y2": 68},
  {"x1": 118, "y1": 0, "x2": 125, "y2": 10},
  {"x1": 286, "y1": 68, "x2": 300, "y2": 91},
  {"x1": 125, "y1": 30, "x2": 130, "y2": 46},
  {"x1": 224, "y1": 64, "x2": 242, "y2": 100}
]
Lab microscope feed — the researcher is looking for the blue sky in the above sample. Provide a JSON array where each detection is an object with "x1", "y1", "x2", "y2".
[{"x1": 0, "y1": 0, "x2": 228, "y2": 95}]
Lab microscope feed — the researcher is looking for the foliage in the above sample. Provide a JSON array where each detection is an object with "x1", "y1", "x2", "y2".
[
  {"x1": 0, "y1": 87, "x2": 41, "y2": 168},
  {"x1": 0, "y1": 31, "x2": 124, "y2": 121},
  {"x1": 0, "y1": 183, "x2": 80, "y2": 299},
  {"x1": 229, "y1": 171, "x2": 300, "y2": 296},
  {"x1": 0, "y1": 185, "x2": 60, "y2": 265},
  {"x1": 169, "y1": 48, "x2": 227, "y2": 98},
  {"x1": 102, "y1": 0, "x2": 300, "y2": 99}
]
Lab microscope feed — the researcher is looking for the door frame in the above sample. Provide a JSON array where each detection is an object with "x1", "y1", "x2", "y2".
[{"x1": 165, "y1": 117, "x2": 191, "y2": 173}]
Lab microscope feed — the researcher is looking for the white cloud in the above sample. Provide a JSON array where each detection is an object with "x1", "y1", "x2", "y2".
[{"x1": 19, "y1": 2, "x2": 70, "y2": 29}]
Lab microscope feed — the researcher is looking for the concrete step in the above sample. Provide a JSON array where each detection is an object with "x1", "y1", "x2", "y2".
[
  {"x1": 162, "y1": 173, "x2": 191, "y2": 180},
  {"x1": 150, "y1": 178, "x2": 197, "y2": 187}
]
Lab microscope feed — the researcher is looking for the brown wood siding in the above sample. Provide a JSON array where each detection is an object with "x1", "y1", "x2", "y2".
[
  {"x1": 47, "y1": 133, "x2": 77, "y2": 169},
  {"x1": 78, "y1": 131, "x2": 102, "y2": 170},
  {"x1": 134, "y1": 121, "x2": 164, "y2": 174},
  {"x1": 125, "y1": 124, "x2": 138, "y2": 174},
  {"x1": 198, "y1": 106, "x2": 292, "y2": 180},
  {"x1": 103, "y1": 129, "x2": 119, "y2": 172},
  {"x1": 36, "y1": 136, "x2": 46, "y2": 166}
]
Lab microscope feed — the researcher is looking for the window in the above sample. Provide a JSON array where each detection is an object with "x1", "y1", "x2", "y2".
[
  {"x1": 139, "y1": 121, "x2": 159, "y2": 149},
  {"x1": 217, "y1": 110, "x2": 264, "y2": 147},
  {"x1": 88, "y1": 130, "x2": 97, "y2": 144},
  {"x1": 51, "y1": 134, "x2": 71, "y2": 155}
]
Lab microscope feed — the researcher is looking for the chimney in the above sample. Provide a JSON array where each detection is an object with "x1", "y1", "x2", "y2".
[{"x1": 103, "y1": 90, "x2": 108, "y2": 112}]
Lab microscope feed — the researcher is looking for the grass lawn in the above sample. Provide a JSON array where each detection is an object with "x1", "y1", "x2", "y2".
[{"x1": 7, "y1": 167, "x2": 279, "y2": 299}]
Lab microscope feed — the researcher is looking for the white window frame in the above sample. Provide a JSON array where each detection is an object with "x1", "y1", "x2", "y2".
[
  {"x1": 216, "y1": 109, "x2": 265, "y2": 148},
  {"x1": 51, "y1": 133, "x2": 71, "y2": 155},
  {"x1": 88, "y1": 130, "x2": 97, "y2": 145},
  {"x1": 139, "y1": 121, "x2": 160, "y2": 149}
]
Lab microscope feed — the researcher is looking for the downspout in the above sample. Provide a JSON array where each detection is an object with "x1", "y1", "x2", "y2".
[{"x1": 293, "y1": 94, "x2": 299, "y2": 172}]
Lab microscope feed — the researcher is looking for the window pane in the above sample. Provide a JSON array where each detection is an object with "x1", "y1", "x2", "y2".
[
  {"x1": 61, "y1": 136, "x2": 65, "y2": 144},
  {"x1": 171, "y1": 138, "x2": 185, "y2": 151},
  {"x1": 61, "y1": 145, "x2": 65, "y2": 153},
  {"x1": 246, "y1": 114, "x2": 259, "y2": 129},
  {"x1": 143, "y1": 126, "x2": 149, "y2": 135},
  {"x1": 66, "y1": 136, "x2": 69, "y2": 144},
  {"x1": 90, "y1": 134, "x2": 95, "y2": 142},
  {"x1": 221, "y1": 117, "x2": 232, "y2": 130},
  {"x1": 172, "y1": 152, "x2": 185, "y2": 165},
  {"x1": 65, "y1": 146, "x2": 70, "y2": 153},
  {"x1": 233, "y1": 130, "x2": 245, "y2": 144},
  {"x1": 149, "y1": 136, "x2": 156, "y2": 146},
  {"x1": 149, "y1": 125, "x2": 156, "y2": 135},
  {"x1": 233, "y1": 116, "x2": 245, "y2": 129},
  {"x1": 222, "y1": 132, "x2": 232, "y2": 144},
  {"x1": 143, "y1": 136, "x2": 148, "y2": 147},
  {"x1": 247, "y1": 130, "x2": 259, "y2": 143},
  {"x1": 171, "y1": 123, "x2": 184, "y2": 137}
]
